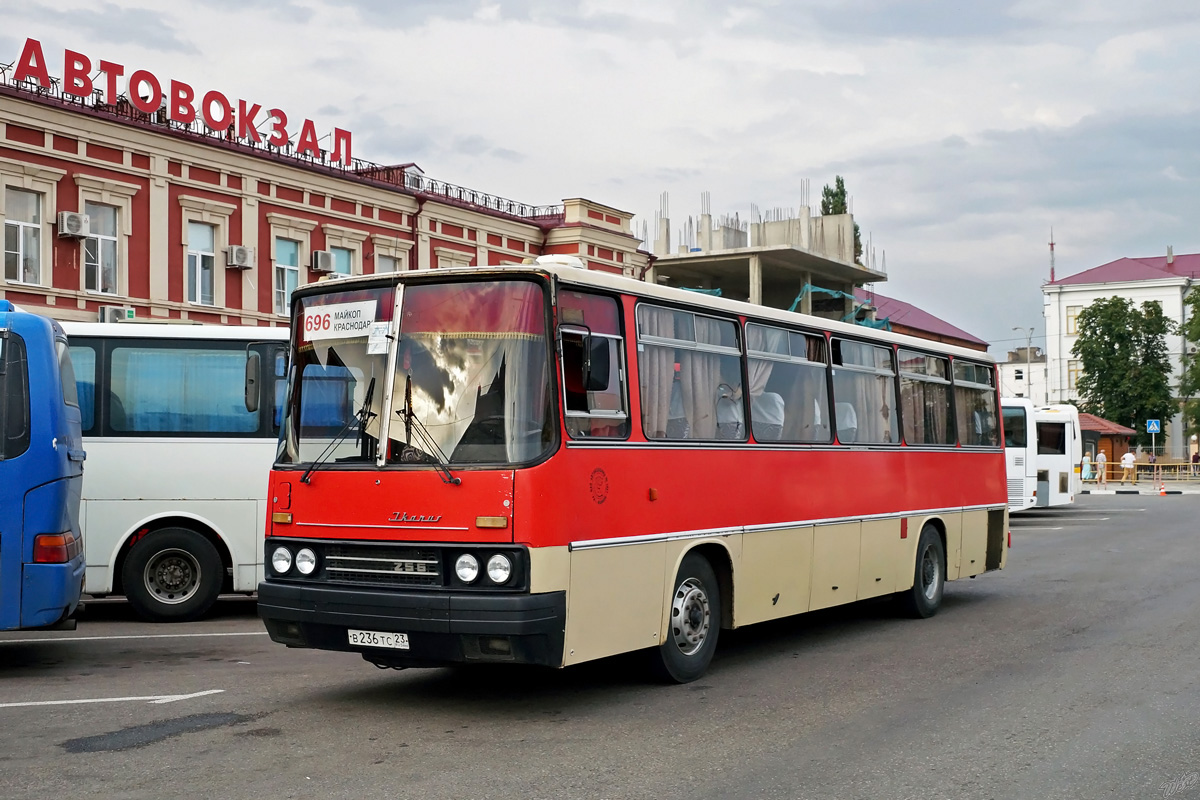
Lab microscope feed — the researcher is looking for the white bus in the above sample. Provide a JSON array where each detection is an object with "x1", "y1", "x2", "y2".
[
  {"x1": 1002, "y1": 399, "x2": 1082, "y2": 512},
  {"x1": 1032, "y1": 404, "x2": 1082, "y2": 506},
  {"x1": 1002, "y1": 398, "x2": 1036, "y2": 512},
  {"x1": 63, "y1": 321, "x2": 288, "y2": 621}
]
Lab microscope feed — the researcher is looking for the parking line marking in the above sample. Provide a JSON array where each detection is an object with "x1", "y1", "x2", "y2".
[
  {"x1": 0, "y1": 689, "x2": 224, "y2": 709},
  {"x1": 1014, "y1": 526, "x2": 1064, "y2": 530},
  {"x1": 0, "y1": 631, "x2": 268, "y2": 645}
]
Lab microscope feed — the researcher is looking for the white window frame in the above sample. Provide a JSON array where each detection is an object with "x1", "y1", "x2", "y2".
[
  {"x1": 268, "y1": 213, "x2": 317, "y2": 317},
  {"x1": 321, "y1": 223, "x2": 368, "y2": 277},
  {"x1": 186, "y1": 221, "x2": 218, "y2": 306},
  {"x1": 370, "y1": 233, "x2": 413, "y2": 274},
  {"x1": 4, "y1": 188, "x2": 42, "y2": 284},
  {"x1": 179, "y1": 195, "x2": 235, "y2": 310},
  {"x1": 274, "y1": 236, "x2": 301, "y2": 316},
  {"x1": 76, "y1": 174, "x2": 140, "y2": 297},
  {"x1": 434, "y1": 246, "x2": 471, "y2": 270},
  {"x1": 83, "y1": 202, "x2": 120, "y2": 295},
  {"x1": 1, "y1": 159, "x2": 64, "y2": 287}
]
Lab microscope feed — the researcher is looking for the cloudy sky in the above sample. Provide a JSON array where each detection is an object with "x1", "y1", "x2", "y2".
[{"x1": 6, "y1": 1, "x2": 1200, "y2": 352}]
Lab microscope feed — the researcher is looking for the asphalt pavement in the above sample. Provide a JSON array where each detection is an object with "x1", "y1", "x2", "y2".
[{"x1": 1, "y1": 494, "x2": 1198, "y2": 800}]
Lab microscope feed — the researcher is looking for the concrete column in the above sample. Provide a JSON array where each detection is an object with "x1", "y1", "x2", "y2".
[
  {"x1": 801, "y1": 271, "x2": 813, "y2": 315},
  {"x1": 749, "y1": 255, "x2": 762, "y2": 305}
]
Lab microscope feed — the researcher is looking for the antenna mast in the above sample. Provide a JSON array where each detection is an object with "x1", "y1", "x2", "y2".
[{"x1": 1049, "y1": 228, "x2": 1056, "y2": 283}]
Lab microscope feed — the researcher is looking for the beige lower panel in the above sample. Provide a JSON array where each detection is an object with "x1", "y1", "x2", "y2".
[
  {"x1": 528, "y1": 545, "x2": 570, "y2": 594},
  {"x1": 563, "y1": 540, "x2": 666, "y2": 667},
  {"x1": 858, "y1": 518, "x2": 899, "y2": 599},
  {"x1": 960, "y1": 509, "x2": 988, "y2": 577},
  {"x1": 736, "y1": 526, "x2": 813, "y2": 626},
  {"x1": 940, "y1": 512, "x2": 964, "y2": 581},
  {"x1": 811, "y1": 522, "x2": 861, "y2": 610},
  {"x1": 893, "y1": 516, "x2": 924, "y2": 591}
]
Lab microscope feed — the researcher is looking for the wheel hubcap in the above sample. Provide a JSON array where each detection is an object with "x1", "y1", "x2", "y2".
[
  {"x1": 670, "y1": 578, "x2": 711, "y2": 656},
  {"x1": 920, "y1": 545, "x2": 940, "y2": 601},
  {"x1": 144, "y1": 548, "x2": 202, "y2": 605}
]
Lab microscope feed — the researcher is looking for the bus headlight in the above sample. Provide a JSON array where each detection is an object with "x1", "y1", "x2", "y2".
[
  {"x1": 295, "y1": 548, "x2": 317, "y2": 575},
  {"x1": 486, "y1": 554, "x2": 512, "y2": 585},
  {"x1": 271, "y1": 546, "x2": 293, "y2": 575},
  {"x1": 455, "y1": 553, "x2": 480, "y2": 583}
]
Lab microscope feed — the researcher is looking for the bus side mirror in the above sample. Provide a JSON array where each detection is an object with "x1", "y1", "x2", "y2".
[
  {"x1": 245, "y1": 351, "x2": 261, "y2": 412},
  {"x1": 584, "y1": 336, "x2": 611, "y2": 392}
]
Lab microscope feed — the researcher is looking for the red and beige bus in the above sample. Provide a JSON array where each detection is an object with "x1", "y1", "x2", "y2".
[{"x1": 257, "y1": 260, "x2": 1008, "y2": 682}]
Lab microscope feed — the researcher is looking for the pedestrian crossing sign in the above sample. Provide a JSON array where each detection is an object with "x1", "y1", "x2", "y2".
[{"x1": 1146, "y1": 419, "x2": 1161, "y2": 433}]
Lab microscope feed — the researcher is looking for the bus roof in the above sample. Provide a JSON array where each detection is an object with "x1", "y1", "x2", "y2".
[
  {"x1": 294, "y1": 265, "x2": 999, "y2": 365},
  {"x1": 59, "y1": 321, "x2": 289, "y2": 341}
]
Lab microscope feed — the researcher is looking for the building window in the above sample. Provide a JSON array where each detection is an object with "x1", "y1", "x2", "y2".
[
  {"x1": 84, "y1": 202, "x2": 119, "y2": 294},
  {"x1": 186, "y1": 222, "x2": 216, "y2": 305},
  {"x1": 1067, "y1": 359, "x2": 1082, "y2": 390},
  {"x1": 377, "y1": 255, "x2": 398, "y2": 273},
  {"x1": 331, "y1": 246, "x2": 353, "y2": 275},
  {"x1": 4, "y1": 188, "x2": 42, "y2": 284},
  {"x1": 1066, "y1": 305, "x2": 1082, "y2": 335},
  {"x1": 275, "y1": 237, "x2": 300, "y2": 315}
]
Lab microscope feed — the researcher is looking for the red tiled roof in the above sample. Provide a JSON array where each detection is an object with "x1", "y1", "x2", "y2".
[
  {"x1": 1078, "y1": 412, "x2": 1136, "y2": 436},
  {"x1": 1050, "y1": 253, "x2": 1200, "y2": 286},
  {"x1": 854, "y1": 288, "x2": 987, "y2": 346}
]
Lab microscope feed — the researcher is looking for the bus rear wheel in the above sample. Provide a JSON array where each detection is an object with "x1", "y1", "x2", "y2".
[
  {"x1": 897, "y1": 524, "x2": 945, "y2": 619},
  {"x1": 650, "y1": 553, "x2": 721, "y2": 684},
  {"x1": 122, "y1": 528, "x2": 223, "y2": 622}
]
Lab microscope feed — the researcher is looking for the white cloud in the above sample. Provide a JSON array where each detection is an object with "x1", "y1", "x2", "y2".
[{"x1": 7, "y1": 0, "x2": 1200, "y2": 349}]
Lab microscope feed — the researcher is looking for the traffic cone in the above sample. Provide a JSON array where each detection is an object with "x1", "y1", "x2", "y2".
[{"x1": 1159, "y1": 481, "x2": 1167, "y2": 497}]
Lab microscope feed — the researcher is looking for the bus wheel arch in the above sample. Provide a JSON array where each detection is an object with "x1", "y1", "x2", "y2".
[
  {"x1": 897, "y1": 520, "x2": 946, "y2": 619},
  {"x1": 651, "y1": 545, "x2": 729, "y2": 683},
  {"x1": 115, "y1": 517, "x2": 231, "y2": 622}
]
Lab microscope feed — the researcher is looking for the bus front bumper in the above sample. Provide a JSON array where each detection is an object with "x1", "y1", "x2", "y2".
[{"x1": 257, "y1": 581, "x2": 566, "y2": 669}]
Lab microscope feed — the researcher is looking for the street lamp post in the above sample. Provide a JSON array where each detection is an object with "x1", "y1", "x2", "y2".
[{"x1": 1013, "y1": 326, "x2": 1034, "y2": 403}]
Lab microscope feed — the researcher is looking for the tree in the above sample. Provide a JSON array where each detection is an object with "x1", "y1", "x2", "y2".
[
  {"x1": 1072, "y1": 297, "x2": 1176, "y2": 448},
  {"x1": 1178, "y1": 290, "x2": 1200, "y2": 437},
  {"x1": 819, "y1": 175, "x2": 863, "y2": 265}
]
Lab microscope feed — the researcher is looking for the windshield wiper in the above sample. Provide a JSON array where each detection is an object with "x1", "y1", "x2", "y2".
[
  {"x1": 396, "y1": 375, "x2": 461, "y2": 485},
  {"x1": 300, "y1": 376, "x2": 377, "y2": 485}
]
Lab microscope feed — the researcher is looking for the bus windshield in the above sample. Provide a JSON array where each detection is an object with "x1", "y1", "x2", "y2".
[
  {"x1": 388, "y1": 280, "x2": 553, "y2": 466},
  {"x1": 278, "y1": 278, "x2": 554, "y2": 469},
  {"x1": 278, "y1": 285, "x2": 394, "y2": 465}
]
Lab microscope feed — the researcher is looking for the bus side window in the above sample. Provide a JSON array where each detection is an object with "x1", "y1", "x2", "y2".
[
  {"x1": 69, "y1": 344, "x2": 98, "y2": 435},
  {"x1": 558, "y1": 291, "x2": 629, "y2": 439},
  {"x1": 0, "y1": 333, "x2": 30, "y2": 460},
  {"x1": 746, "y1": 324, "x2": 830, "y2": 443},
  {"x1": 637, "y1": 304, "x2": 742, "y2": 441},
  {"x1": 831, "y1": 339, "x2": 899, "y2": 444}
]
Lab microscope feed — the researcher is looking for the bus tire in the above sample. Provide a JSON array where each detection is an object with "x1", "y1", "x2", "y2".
[
  {"x1": 650, "y1": 553, "x2": 721, "y2": 684},
  {"x1": 898, "y1": 524, "x2": 945, "y2": 619},
  {"x1": 122, "y1": 527, "x2": 223, "y2": 622}
]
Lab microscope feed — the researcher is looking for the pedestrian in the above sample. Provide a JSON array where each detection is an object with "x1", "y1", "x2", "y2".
[
  {"x1": 1149, "y1": 450, "x2": 1161, "y2": 485},
  {"x1": 1081, "y1": 452, "x2": 1093, "y2": 482},
  {"x1": 1192, "y1": 451, "x2": 1199, "y2": 477},
  {"x1": 1119, "y1": 450, "x2": 1136, "y2": 485},
  {"x1": 1096, "y1": 449, "x2": 1108, "y2": 488}
]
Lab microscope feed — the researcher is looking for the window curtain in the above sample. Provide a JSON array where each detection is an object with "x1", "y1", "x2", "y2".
[
  {"x1": 638, "y1": 307, "x2": 677, "y2": 438},
  {"x1": 679, "y1": 316, "x2": 724, "y2": 439}
]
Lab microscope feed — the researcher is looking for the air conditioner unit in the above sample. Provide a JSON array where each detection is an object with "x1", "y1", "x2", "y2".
[
  {"x1": 99, "y1": 305, "x2": 135, "y2": 323},
  {"x1": 57, "y1": 211, "x2": 90, "y2": 239},
  {"x1": 225, "y1": 245, "x2": 256, "y2": 270},
  {"x1": 311, "y1": 250, "x2": 334, "y2": 272}
]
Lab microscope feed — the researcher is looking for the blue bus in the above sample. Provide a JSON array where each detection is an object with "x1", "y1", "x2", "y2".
[{"x1": 0, "y1": 300, "x2": 86, "y2": 631}]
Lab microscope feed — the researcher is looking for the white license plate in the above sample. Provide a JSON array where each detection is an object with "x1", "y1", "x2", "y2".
[{"x1": 347, "y1": 629, "x2": 410, "y2": 650}]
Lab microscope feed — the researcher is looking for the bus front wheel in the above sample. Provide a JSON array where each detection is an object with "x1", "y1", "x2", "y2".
[
  {"x1": 898, "y1": 524, "x2": 945, "y2": 619},
  {"x1": 122, "y1": 528, "x2": 223, "y2": 622},
  {"x1": 650, "y1": 553, "x2": 721, "y2": 684}
]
